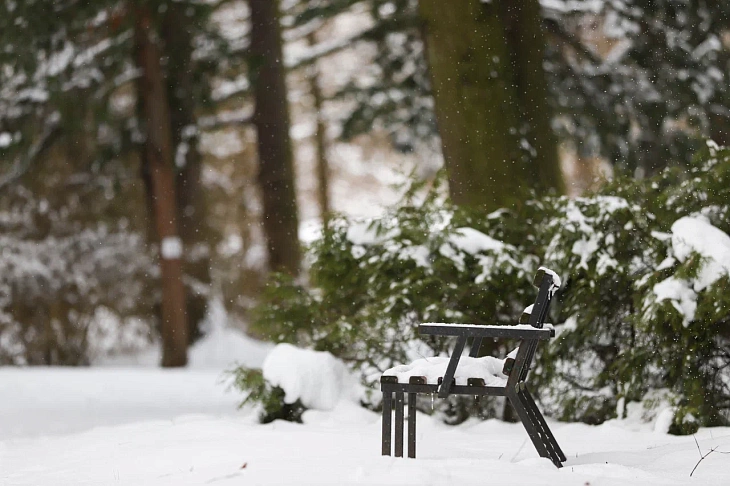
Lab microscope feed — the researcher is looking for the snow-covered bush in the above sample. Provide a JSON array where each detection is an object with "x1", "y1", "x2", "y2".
[
  {"x1": 237, "y1": 142, "x2": 730, "y2": 431},
  {"x1": 532, "y1": 191, "x2": 661, "y2": 424},
  {"x1": 536, "y1": 141, "x2": 730, "y2": 432},
  {"x1": 231, "y1": 343, "x2": 361, "y2": 423},
  {"x1": 241, "y1": 187, "x2": 538, "y2": 421},
  {"x1": 0, "y1": 186, "x2": 155, "y2": 365}
]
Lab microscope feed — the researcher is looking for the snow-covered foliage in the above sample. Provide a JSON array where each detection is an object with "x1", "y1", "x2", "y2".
[
  {"x1": 262, "y1": 343, "x2": 360, "y2": 410},
  {"x1": 544, "y1": 0, "x2": 730, "y2": 173},
  {"x1": 284, "y1": 0, "x2": 730, "y2": 171},
  {"x1": 235, "y1": 182, "x2": 537, "y2": 421},
  {"x1": 238, "y1": 142, "x2": 730, "y2": 432},
  {"x1": 283, "y1": 0, "x2": 435, "y2": 153},
  {"x1": 537, "y1": 141, "x2": 730, "y2": 432},
  {"x1": 0, "y1": 182, "x2": 155, "y2": 365},
  {"x1": 0, "y1": 227, "x2": 154, "y2": 365}
]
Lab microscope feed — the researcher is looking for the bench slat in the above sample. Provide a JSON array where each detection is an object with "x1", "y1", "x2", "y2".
[
  {"x1": 380, "y1": 381, "x2": 507, "y2": 396},
  {"x1": 419, "y1": 323, "x2": 554, "y2": 340}
]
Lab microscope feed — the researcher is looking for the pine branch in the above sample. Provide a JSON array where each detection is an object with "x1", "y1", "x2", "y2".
[
  {"x1": 197, "y1": 108, "x2": 253, "y2": 130},
  {"x1": 285, "y1": 15, "x2": 414, "y2": 71},
  {"x1": 0, "y1": 116, "x2": 62, "y2": 191},
  {"x1": 543, "y1": 17, "x2": 602, "y2": 65}
]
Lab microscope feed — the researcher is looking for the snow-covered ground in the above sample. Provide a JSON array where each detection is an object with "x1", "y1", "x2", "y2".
[{"x1": 2, "y1": 329, "x2": 730, "y2": 485}]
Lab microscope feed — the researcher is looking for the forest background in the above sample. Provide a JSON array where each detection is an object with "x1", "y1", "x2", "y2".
[{"x1": 1, "y1": 0, "x2": 729, "y2": 433}]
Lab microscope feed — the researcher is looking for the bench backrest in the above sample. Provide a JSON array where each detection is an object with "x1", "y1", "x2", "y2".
[{"x1": 509, "y1": 267, "x2": 560, "y2": 385}]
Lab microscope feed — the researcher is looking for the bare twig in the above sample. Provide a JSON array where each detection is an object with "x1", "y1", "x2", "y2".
[
  {"x1": 690, "y1": 435, "x2": 730, "y2": 477},
  {"x1": 512, "y1": 438, "x2": 528, "y2": 462},
  {"x1": 0, "y1": 117, "x2": 62, "y2": 191}
]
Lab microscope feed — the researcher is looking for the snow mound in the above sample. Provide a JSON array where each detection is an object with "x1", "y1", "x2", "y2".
[
  {"x1": 383, "y1": 356, "x2": 508, "y2": 386},
  {"x1": 262, "y1": 343, "x2": 359, "y2": 410}
]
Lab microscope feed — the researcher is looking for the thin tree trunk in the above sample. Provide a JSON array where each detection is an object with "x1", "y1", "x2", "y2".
[
  {"x1": 419, "y1": 0, "x2": 563, "y2": 212},
  {"x1": 162, "y1": 3, "x2": 211, "y2": 343},
  {"x1": 250, "y1": 0, "x2": 301, "y2": 275},
  {"x1": 307, "y1": 31, "x2": 331, "y2": 226},
  {"x1": 501, "y1": 0, "x2": 564, "y2": 193},
  {"x1": 134, "y1": 4, "x2": 188, "y2": 367},
  {"x1": 710, "y1": 113, "x2": 730, "y2": 147}
]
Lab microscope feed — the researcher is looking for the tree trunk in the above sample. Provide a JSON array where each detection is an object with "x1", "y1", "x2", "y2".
[
  {"x1": 307, "y1": 32, "x2": 331, "y2": 226},
  {"x1": 134, "y1": 4, "x2": 188, "y2": 367},
  {"x1": 710, "y1": 113, "x2": 730, "y2": 147},
  {"x1": 250, "y1": 0, "x2": 301, "y2": 275},
  {"x1": 162, "y1": 3, "x2": 211, "y2": 344},
  {"x1": 419, "y1": 0, "x2": 563, "y2": 212}
]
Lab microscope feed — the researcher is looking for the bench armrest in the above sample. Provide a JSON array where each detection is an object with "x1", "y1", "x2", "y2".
[{"x1": 419, "y1": 323, "x2": 555, "y2": 340}]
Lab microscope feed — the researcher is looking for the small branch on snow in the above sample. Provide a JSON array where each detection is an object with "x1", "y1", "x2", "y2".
[
  {"x1": 511, "y1": 438, "x2": 527, "y2": 462},
  {"x1": 690, "y1": 434, "x2": 730, "y2": 477}
]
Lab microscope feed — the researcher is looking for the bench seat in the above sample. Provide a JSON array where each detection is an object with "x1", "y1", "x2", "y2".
[{"x1": 383, "y1": 356, "x2": 508, "y2": 387}]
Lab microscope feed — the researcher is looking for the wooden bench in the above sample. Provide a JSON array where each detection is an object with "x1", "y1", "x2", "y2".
[{"x1": 380, "y1": 267, "x2": 566, "y2": 467}]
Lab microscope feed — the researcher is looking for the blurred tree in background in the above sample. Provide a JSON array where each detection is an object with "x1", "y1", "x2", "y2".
[
  {"x1": 290, "y1": 0, "x2": 730, "y2": 176},
  {"x1": 419, "y1": 0, "x2": 564, "y2": 210},
  {"x1": 0, "y1": 0, "x2": 728, "y2": 369},
  {"x1": 0, "y1": 0, "x2": 244, "y2": 365},
  {"x1": 250, "y1": 0, "x2": 302, "y2": 276}
]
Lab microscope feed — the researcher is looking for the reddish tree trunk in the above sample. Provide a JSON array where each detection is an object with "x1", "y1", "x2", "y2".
[
  {"x1": 162, "y1": 3, "x2": 211, "y2": 344},
  {"x1": 134, "y1": 4, "x2": 188, "y2": 367}
]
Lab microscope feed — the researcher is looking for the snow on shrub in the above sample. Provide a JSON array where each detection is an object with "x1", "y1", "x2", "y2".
[
  {"x1": 235, "y1": 187, "x2": 537, "y2": 422},
  {"x1": 537, "y1": 140, "x2": 730, "y2": 432},
  {"x1": 0, "y1": 187, "x2": 155, "y2": 365},
  {"x1": 262, "y1": 343, "x2": 360, "y2": 411},
  {"x1": 236, "y1": 142, "x2": 730, "y2": 431}
]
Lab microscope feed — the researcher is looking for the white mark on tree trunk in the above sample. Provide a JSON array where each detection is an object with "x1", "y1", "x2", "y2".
[{"x1": 161, "y1": 236, "x2": 183, "y2": 260}]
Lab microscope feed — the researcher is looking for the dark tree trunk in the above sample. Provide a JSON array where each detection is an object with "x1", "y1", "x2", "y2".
[
  {"x1": 162, "y1": 3, "x2": 211, "y2": 343},
  {"x1": 710, "y1": 113, "x2": 730, "y2": 147},
  {"x1": 134, "y1": 4, "x2": 188, "y2": 367},
  {"x1": 307, "y1": 32, "x2": 332, "y2": 226},
  {"x1": 419, "y1": 0, "x2": 563, "y2": 212},
  {"x1": 249, "y1": 0, "x2": 301, "y2": 275}
]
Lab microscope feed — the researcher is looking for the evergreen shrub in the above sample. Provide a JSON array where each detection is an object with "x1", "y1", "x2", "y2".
[
  {"x1": 235, "y1": 142, "x2": 730, "y2": 432},
  {"x1": 536, "y1": 141, "x2": 730, "y2": 432}
]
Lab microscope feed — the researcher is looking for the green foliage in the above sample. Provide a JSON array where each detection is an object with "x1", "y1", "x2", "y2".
[
  {"x1": 251, "y1": 188, "x2": 535, "y2": 381},
  {"x1": 241, "y1": 142, "x2": 730, "y2": 432},
  {"x1": 535, "y1": 141, "x2": 730, "y2": 430},
  {"x1": 242, "y1": 180, "x2": 536, "y2": 420},
  {"x1": 229, "y1": 367, "x2": 305, "y2": 424}
]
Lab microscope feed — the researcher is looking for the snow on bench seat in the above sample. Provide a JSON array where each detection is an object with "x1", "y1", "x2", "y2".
[{"x1": 383, "y1": 356, "x2": 508, "y2": 387}]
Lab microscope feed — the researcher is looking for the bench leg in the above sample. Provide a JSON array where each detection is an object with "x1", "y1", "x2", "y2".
[
  {"x1": 382, "y1": 391, "x2": 392, "y2": 456},
  {"x1": 508, "y1": 390, "x2": 562, "y2": 468},
  {"x1": 407, "y1": 392, "x2": 416, "y2": 458},
  {"x1": 521, "y1": 389, "x2": 566, "y2": 462},
  {"x1": 394, "y1": 392, "x2": 405, "y2": 457}
]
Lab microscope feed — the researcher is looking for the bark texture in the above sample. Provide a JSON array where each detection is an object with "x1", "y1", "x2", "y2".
[
  {"x1": 162, "y1": 3, "x2": 211, "y2": 344},
  {"x1": 419, "y1": 0, "x2": 564, "y2": 212},
  {"x1": 307, "y1": 32, "x2": 331, "y2": 226},
  {"x1": 250, "y1": 0, "x2": 301, "y2": 275},
  {"x1": 134, "y1": 4, "x2": 188, "y2": 367}
]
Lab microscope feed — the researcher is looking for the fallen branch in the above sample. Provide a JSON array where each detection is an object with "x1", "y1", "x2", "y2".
[{"x1": 690, "y1": 435, "x2": 730, "y2": 477}]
